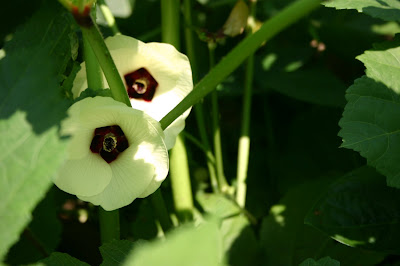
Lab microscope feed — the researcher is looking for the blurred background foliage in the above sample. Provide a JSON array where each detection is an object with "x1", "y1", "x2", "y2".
[{"x1": 2, "y1": 0, "x2": 400, "y2": 265}]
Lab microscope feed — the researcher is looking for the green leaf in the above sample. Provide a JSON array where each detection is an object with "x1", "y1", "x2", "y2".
[
  {"x1": 0, "y1": 2, "x2": 73, "y2": 260},
  {"x1": 220, "y1": 215, "x2": 259, "y2": 266},
  {"x1": 338, "y1": 36, "x2": 400, "y2": 188},
  {"x1": 305, "y1": 166, "x2": 400, "y2": 254},
  {"x1": 100, "y1": 240, "x2": 134, "y2": 266},
  {"x1": 357, "y1": 37, "x2": 400, "y2": 93},
  {"x1": 74, "y1": 88, "x2": 113, "y2": 103},
  {"x1": 299, "y1": 256, "x2": 340, "y2": 266},
  {"x1": 37, "y1": 252, "x2": 90, "y2": 266},
  {"x1": 338, "y1": 75, "x2": 400, "y2": 187},
  {"x1": 262, "y1": 68, "x2": 346, "y2": 107},
  {"x1": 260, "y1": 178, "x2": 385, "y2": 265},
  {"x1": 122, "y1": 222, "x2": 225, "y2": 266},
  {"x1": 127, "y1": 199, "x2": 158, "y2": 240},
  {"x1": 62, "y1": 62, "x2": 81, "y2": 100},
  {"x1": 196, "y1": 192, "x2": 241, "y2": 219},
  {"x1": 6, "y1": 189, "x2": 61, "y2": 265},
  {"x1": 196, "y1": 193, "x2": 259, "y2": 266},
  {"x1": 324, "y1": 0, "x2": 400, "y2": 21}
]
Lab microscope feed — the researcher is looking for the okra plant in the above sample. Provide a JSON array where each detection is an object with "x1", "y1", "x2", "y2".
[{"x1": 1, "y1": 0, "x2": 400, "y2": 265}]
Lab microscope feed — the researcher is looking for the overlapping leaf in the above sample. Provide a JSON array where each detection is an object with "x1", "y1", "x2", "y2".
[
  {"x1": 260, "y1": 178, "x2": 385, "y2": 265},
  {"x1": 5, "y1": 189, "x2": 61, "y2": 264},
  {"x1": 324, "y1": 0, "x2": 400, "y2": 21},
  {"x1": 100, "y1": 240, "x2": 134, "y2": 266},
  {"x1": 37, "y1": 252, "x2": 90, "y2": 266},
  {"x1": 299, "y1": 256, "x2": 340, "y2": 266},
  {"x1": 305, "y1": 167, "x2": 400, "y2": 254},
  {"x1": 0, "y1": 2, "x2": 73, "y2": 260},
  {"x1": 197, "y1": 193, "x2": 259, "y2": 266},
  {"x1": 338, "y1": 37, "x2": 400, "y2": 187},
  {"x1": 122, "y1": 222, "x2": 224, "y2": 266}
]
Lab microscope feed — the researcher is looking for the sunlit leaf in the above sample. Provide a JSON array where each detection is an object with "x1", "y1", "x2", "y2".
[
  {"x1": 0, "y1": 2, "x2": 73, "y2": 260},
  {"x1": 357, "y1": 38, "x2": 400, "y2": 93},
  {"x1": 197, "y1": 193, "x2": 259, "y2": 266},
  {"x1": 100, "y1": 240, "x2": 134, "y2": 266},
  {"x1": 5, "y1": 189, "x2": 61, "y2": 264},
  {"x1": 324, "y1": 0, "x2": 400, "y2": 21},
  {"x1": 122, "y1": 222, "x2": 224, "y2": 266}
]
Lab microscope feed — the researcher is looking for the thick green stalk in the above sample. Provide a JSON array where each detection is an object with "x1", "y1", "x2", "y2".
[
  {"x1": 160, "y1": 0, "x2": 322, "y2": 130},
  {"x1": 209, "y1": 45, "x2": 229, "y2": 192},
  {"x1": 236, "y1": 0, "x2": 257, "y2": 208},
  {"x1": 161, "y1": 0, "x2": 194, "y2": 222},
  {"x1": 161, "y1": 0, "x2": 180, "y2": 46},
  {"x1": 99, "y1": 208, "x2": 120, "y2": 243},
  {"x1": 98, "y1": 0, "x2": 121, "y2": 35},
  {"x1": 169, "y1": 135, "x2": 194, "y2": 222},
  {"x1": 83, "y1": 34, "x2": 104, "y2": 90},
  {"x1": 183, "y1": 0, "x2": 219, "y2": 193},
  {"x1": 80, "y1": 21, "x2": 131, "y2": 106}
]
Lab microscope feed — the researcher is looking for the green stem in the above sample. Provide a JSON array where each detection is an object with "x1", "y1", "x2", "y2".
[
  {"x1": 169, "y1": 135, "x2": 194, "y2": 222},
  {"x1": 182, "y1": 131, "x2": 216, "y2": 165},
  {"x1": 209, "y1": 45, "x2": 229, "y2": 192},
  {"x1": 99, "y1": 208, "x2": 120, "y2": 243},
  {"x1": 161, "y1": 0, "x2": 180, "y2": 47},
  {"x1": 160, "y1": 0, "x2": 322, "y2": 130},
  {"x1": 98, "y1": 0, "x2": 121, "y2": 35},
  {"x1": 150, "y1": 190, "x2": 174, "y2": 232},
  {"x1": 161, "y1": 0, "x2": 194, "y2": 222},
  {"x1": 183, "y1": 0, "x2": 219, "y2": 193},
  {"x1": 80, "y1": 20, "x2": 131, "y2": 106},
  {"x1": 236, "y1": 0, "x2": 257, "y2": 208},
  {"x1": 83, "y1": 34, "x2": 104, "y2": 90}
]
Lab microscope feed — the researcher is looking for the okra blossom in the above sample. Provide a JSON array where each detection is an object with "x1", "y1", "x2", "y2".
[
  {"x1": 53, "y1": 96, "x2": 169, "y2": 211},
  {"x1": 72, "y1": 35, "x2": 193, "y2": 149}
]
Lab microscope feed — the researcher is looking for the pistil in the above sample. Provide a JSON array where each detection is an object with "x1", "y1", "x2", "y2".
[{"x1": 132, "y1": 79, "x2": 148, "y2": 94}]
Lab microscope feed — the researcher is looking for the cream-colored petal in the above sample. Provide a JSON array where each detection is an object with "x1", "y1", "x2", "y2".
[
  {"x1": 66, "y1": 97, "x2": 132, "y2": 132},
  {"x1": 77, "y1": 99, "x2": 169, "y2": 210},
  {"x1": 53, "y1": 153, "x2": 112, "y2": 197},
  {"x1": 73, "y1": 36, "x2": 193, "y2": 121},
  {"x1": 71, "y1": 35, "x2": 193, "y2": 150},
  {"x1": 78, "y1": 136, "x2": 169, "y2": 210},
  {"x1": 78, "y1": 145, "x2": 154, "y2": 210},
  {"x1": 65, "y1": 128, "x2": 93, "y2": 160},
  {"x1": 163, "y1": 117, "x2": 185, "y2": 150},
  {"x1": 61, "y1": 97, "x2": 133, "y2": 159},
  {"x1": 127, "y1": 41, "x2": 193, "y2": 121},
  {"x1": 163, "y1": 108, "x2": 192, "y2": 150}
]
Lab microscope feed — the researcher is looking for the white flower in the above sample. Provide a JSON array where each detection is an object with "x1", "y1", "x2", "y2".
[
  {"x1": 72, "y1": 35, "x2": 193, "y2": 149},
  {"x1": 53, "y1": 96, "x2": 169, "y2": 211}
]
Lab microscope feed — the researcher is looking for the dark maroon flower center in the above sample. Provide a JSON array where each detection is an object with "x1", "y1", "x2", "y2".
[
  {"x1": 90, "y1": 125, "x2": 129, "y2": 163},
  {"x1": 124, "y1": 68, "x2": 158, "y2": 102}
]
